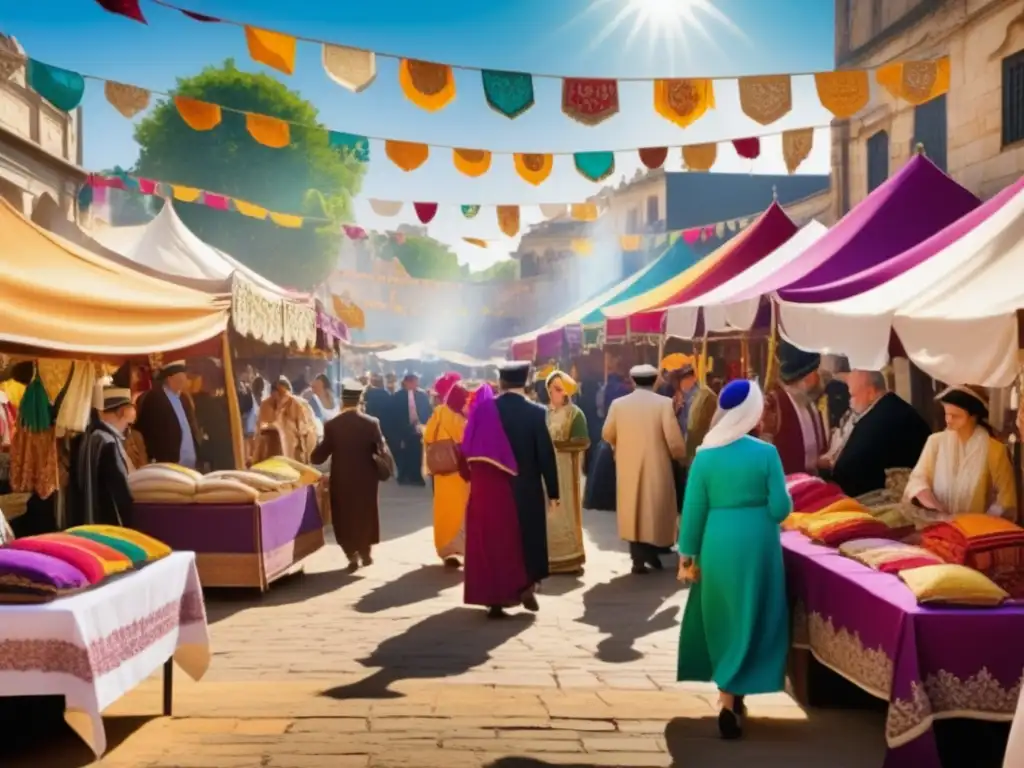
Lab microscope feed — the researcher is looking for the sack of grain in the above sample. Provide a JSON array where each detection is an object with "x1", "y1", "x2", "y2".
[
  {"x1": 251, "y1": 459, "x2": 302, "y2": 484},
  {"x1": 148, "y1": 463, "x2": 203, "y2": 481},
  {"x1": 267, "y1": 456, "x2": 323, "y2": 484},
  {"x1": 205, "y1": 470, "x2": 283, "y2": 493},
  {"x1": 128, "y1": 469, "x2": 198, "y2": 496},
  {"x1": 132, "y1": 490, "x2": 196, "y2": 504},
  {"x1": 196, "y1": 477, "x2": 260, "y2": 503}
]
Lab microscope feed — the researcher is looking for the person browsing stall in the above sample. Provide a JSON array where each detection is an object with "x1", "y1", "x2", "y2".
[
  {"x1": 74, "y1": 386, "x2": 137, "y2": 527},
  {"x1": 134, "y1": 360, "x2": 200, "y2": 468}
]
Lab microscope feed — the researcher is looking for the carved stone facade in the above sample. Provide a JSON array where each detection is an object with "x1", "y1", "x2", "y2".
[
  {"x1": 0, "y1": 35, "x2": 85, "y2": 221},
  {"x1": 832, "y1": 0, "x2": 1024, "y2": 218}
]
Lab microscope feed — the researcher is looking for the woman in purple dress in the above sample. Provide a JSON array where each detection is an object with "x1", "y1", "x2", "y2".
[{"x1": 461, "y1": 384, "x2": 532, "y2": 619}]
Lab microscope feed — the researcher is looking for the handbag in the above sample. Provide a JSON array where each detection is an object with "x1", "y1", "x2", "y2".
[
  {"x1": 373, "y1": 436, "x2": 395, "y2": 482},
  {"x1": 425, "y1": 418, "x2": 461, "y2": 476}
]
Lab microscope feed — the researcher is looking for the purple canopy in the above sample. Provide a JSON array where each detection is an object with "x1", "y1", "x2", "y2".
[
  {"x1": 462, "y1": 385, "x2": 517, "y2": 475},
  {"x1": 774, "y1": 154, "x2": 979, "y2": 303}
]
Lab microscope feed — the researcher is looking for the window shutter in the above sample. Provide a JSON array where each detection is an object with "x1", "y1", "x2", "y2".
[
  {"x1": 866, "y1": 130, "x2": 889, "y2": 193},
  {"x1": 912, "y1": 94, "x2": 947, "y2": 171}
]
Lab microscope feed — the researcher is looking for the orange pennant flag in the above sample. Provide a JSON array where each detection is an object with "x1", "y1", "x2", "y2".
[
  {"x1": 386, "y1": 140, "x2": 429, "y2": 172},
  {"x1": 245, "y1": 113, "x2": 291, "y2": 148},
  {"x1": 269, "y1": 211, "x2": 303, "y2": 229},
  {"x1": 234, "y1": 199, "x2": 268, "y2": 220},
  {"x1": 452, "y1": 148, "x2": 492, "y2": 178},
  {"x1": 171, "y1": 185, "x2": 202, "y2": 203},
  {"x1": 174, "y1": 96, "x2": 221, "y2": 131},
  {"x1": 245, "y1": 26, "x2": 297, "y2": 75},
  {"x1": 514, "y1": 154, "x2": 554, "y2": 186},
  {"x1": 398, "y1": 59, "x2": 457, "y2": 111}
]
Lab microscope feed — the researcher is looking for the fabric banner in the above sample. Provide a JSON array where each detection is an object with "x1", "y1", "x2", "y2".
[
  {"x1": 737, "y1": 74, "x2": 793, "y2": 126},
  {"x1": 561, "y1": 78, "x2": 619, "y2": 126},
  {"x1": 244, "y1": 26, "x2": 296, "y2": 76},
  {"x1": 328, "y1": 131, "x2": 370, "y2": 162},
  {"x1": 481, "y1": 70, "x2": 535, "y2": 118},
  {"x1": 514, "y1": 153, "x2": 554, "y2": 186},
  {"x1": 398, "y1": 59, "x2": 456, "y2": 111},
  {"x1": 539, "y1": 204, "x2": 567, "y2": 218},
  {"x1": 171, "y1": 185, "x2": 202, "y2": 203},
  {"x1": 269, "y1": 212, "x2": 303, "y2": 229},
  {"x1": 682, "y1": 143, "x2": 717, "y2": 172},
  {"x1": 95, "y1": 0, "x2": 147, "y2": 23},
  {"x1": 322, "y1": 44, "x2": 377, "y2": 92},
  {"x1": 370, "y1": 199, "x2": 403, "y2": 217},
  {"x1": 174, "y1": 97, "x2": 221, "y2": 131},
  {"x1": 570, "y1": 203, "x2": 599, "y2": 222},
  {"x1": 452, "y1": 148, "x2": 492, "y2": 177},
  {"x1": 571, "y1": 239, "x2": 593, "y2": 255},
  {"x1": 619, "y1": 235, "x2": 643, "y2": 251},
  {"x1": 234, "y1": 199, "x2": 268, "y2": 219},
  {"x1": 104, "y1": 81, "x2": 149, "y2": 118},
  {"x1": 574, "y1": 151, "x2": 615, "y2": 182},
  {"x1": 814, "y1": 70, "x2": 870, "y2": 119},
  {"x1": 245, "y1": 113, "x2": 290, "y2": 148},
  {"x1": 638, "y1": 147, "x2": 668, "y2": 170},
  {"x1": 413, "y1": 202, "x2": 438, "y2": 224},
  {"x1": 385, "y1": 140, "x2": 429, "y2": 171},
  {"x1": 497, "y1": 205, "x2": 520, "y2": 237},
  {"x1": 732, "y1": 137, "x2": 761, "y2": 160},
  {"x1": 876, "y1": 58, "x2": 950, "y2": 106},
  {"x1": 653, "y1": 78, "x2": 714, "y2": 129},
  {"x1": 26, "y1": 59, "x2": 85, "y2": 112},
  {"x1": 460, "y1": 204, "x2": 480, "y2": 219},
  {"x1": 782, "y1": 128, "x2": 814, "y2": 174}
]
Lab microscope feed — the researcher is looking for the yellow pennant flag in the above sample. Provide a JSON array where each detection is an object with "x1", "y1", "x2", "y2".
[
  {"x1": 269, "y1": 211, "x2": 303, "y2": 229},
  {"x1": 245, "y1": 26, "x2": 297, "y2": 76},
  {"x1": 171, "y1": 185, "x2": 202, "y2": 203}
]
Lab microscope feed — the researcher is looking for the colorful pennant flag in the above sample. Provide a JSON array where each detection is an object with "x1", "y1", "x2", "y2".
[
  {"x1": 329, "y1": 131, "x2": 370, "y2": 162},
  {"x1": 245, "y1": 26, "x2": 297, "y2": 76},
  {"x1": 562, "y1": 78, "x2": 619, "y2": 126},
  {"x1": 460, "y1": 204, "x2": 481, "y2": 219},
  {"x1": 175, "y1": 96, "x2": 221, "y2": 130},
  {"x1": 782, "y1": 128, "x2": 814, "y2": 174},
  {"x1": 463, "y1": 238, "x2": 488, "y2": 248},
  {"x1": 452, "y1": 148, "x2": 492, "y2": 178},
  {"x1": 93, "y1": 0, "x2": 146, "y2": 23},
  {"x1": 737, "y1": 75, "x2": 792, "y2": 126},
  {"x1": 481, "y1": 70, "x2": 535, "y2": 119},
  {"x1": 876, "y1": 58, "x2": 950, "y2": 105},
  {"x1": 732, "y1": 137, "x2": 761, "y2": 160},
  {"x1": 653, "y1": 78, "x2": 714, "y2": 129},
  {"x1": 369, "y1": 199, "x2": 403, "y2": 217},
  {"x1": 638, "y1": 147, "x2": 668, "y2": 170},
  {"x1": 26, "y1": 60, "x2": 85, "y2": 112},
  {"x1": 385, "y1": 140, "x2": 429, "y2": 172},
  {"x1": 104, "y1": 80, "x2": 149, "y2": 118},
  {"x1": 413, "y1": 202, "x2": 438, "y2": 224},
  {"x1": 682, "y1": 143, "x2": 717, "y2": 172},
  {"x1": 814, "y1": 70, "x2": 870, "y2": 119},
  {"x1": 574, "y1": 151, "x2": 615, "y2": 182},
  {"x1": 245, "y1": 113, "x2": 290, "y2": 148},
  {"x1": 514, "y1": 154, "x2": 554, "y2": 186},
  {"x1": 497, "y1": 205, "x2": 520, "y2": 237},
  {"x1": 399, "y1": 59, "x2": 456, "y2": 111},
  {"x1": 323, "y1": 44, "x2": 377, "y2": 92}
]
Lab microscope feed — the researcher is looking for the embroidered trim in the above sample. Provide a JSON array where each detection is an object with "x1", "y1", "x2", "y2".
[
  {"x1": 0, "y1": 589, "x2": 205, "y2": 682},
  {"x1": 806, "y1": 610, "x2": 894, "y2": 699}
]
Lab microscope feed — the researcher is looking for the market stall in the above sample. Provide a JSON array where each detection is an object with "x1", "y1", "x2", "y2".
[{"x1": 0, "y1": 550, "x2": 210, "y2": 759}]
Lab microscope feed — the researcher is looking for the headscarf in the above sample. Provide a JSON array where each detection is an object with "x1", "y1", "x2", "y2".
[
  {"x1": 433, "y1": 372, "x2": 462, "y2": 402},
  {"x1": 445, "y1": 383, "x2": 469, "y2": 414},
  {"x1": 461, "y1": 383, "x2": 517, "y2": 475},
  {"x1": 699, "y1": 379, "x2": 765, "y2": 452},
  {"x1": 544, "y1": 369, "x2": 578, "y2": 398}
]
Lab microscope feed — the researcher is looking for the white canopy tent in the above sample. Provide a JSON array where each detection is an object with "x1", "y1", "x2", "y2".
[
  {"x1": 375, "y1": 342, "x2": 503, "y2": 369},
  {"x1": 778, "y1": 181, "x2": 1024, "y2": 387},
  {"x1": 663, "y1": 221, "x2": 828, "y2": 339}
]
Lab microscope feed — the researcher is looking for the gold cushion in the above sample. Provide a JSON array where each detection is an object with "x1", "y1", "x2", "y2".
[{"x1": 899, "y1": 564, "x2": 1009, "y2": 607}]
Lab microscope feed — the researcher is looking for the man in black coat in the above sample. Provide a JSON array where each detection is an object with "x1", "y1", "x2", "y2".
[
  {"x1": 389, "y1": 371, "x2": 433, "y2": 486},
  {"x1": 823, "y1": 370, "x2": 931, "y2": 498},
  {"x1": 494, "y1": 361, "x2": 560, "y2": 605},
  {"x1": 70, "y1": 387, "x2": 136, "y2": 528}
]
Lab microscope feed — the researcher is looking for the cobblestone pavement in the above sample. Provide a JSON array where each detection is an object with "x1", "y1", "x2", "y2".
[{"x1": 10, "y1": 483, "x2": 887, "y2": 767}]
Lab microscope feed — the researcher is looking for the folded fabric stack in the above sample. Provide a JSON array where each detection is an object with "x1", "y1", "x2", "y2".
[
  {"x1": 838, "y1": 538, "x2": 945, "y2": 574},
  {"x1": 252, "y1": 456, "x2": 322, "y2": 487},
  {"x1": 920, "y1": 514, "x2": 1024, "y2": 598},
  {"x1": 0, "y1": 525, "x2": 171, "y2": 603},
  {"x1": 129, "y1": 463, "x2": 202, "y2": 504}
]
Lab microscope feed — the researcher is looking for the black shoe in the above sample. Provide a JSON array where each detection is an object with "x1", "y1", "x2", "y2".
[
  {"x1": 360, "y1": 553, "x2": 373, "y2": 567},
  {"x1": 344, "y1": 559, "x2": 359, "y2": 574},
  {"x1": 487, "y1": 606, "x2": 507, "y2": 619},
  {"x1": 646, "y1": 555, "x2": 664, "y2": 570},
  {"x1": 631, "y1": 563, "x2": 648, "y2": 575},
  {"x1": 718, "y1": 708, "x2": 742, "y2": 740},
  {"x1": 735, "y1": 696, "x2": 747, "y2": 720},
  {"x1": 521, "y1": 590, "x2": 540, "y2": 612},
  {"x1": 443, "y1": 557, "x2": 461, "y2": 569}
]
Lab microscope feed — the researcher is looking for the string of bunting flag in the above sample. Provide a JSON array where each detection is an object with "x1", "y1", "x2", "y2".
[
  {"x1": 1, "y1": 50, "x2": 838, "y2": 181},
  {"x1": 94, "y1": 0, "x2": 950, "y2": 131}
]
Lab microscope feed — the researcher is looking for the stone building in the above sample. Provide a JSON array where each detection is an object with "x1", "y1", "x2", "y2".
[
  {"x1": 0, "y1": 35, "x2": 85, "y2": 220},
  {"x1": 832, "y1": 0, "x2": 1024, "y2": 217}
]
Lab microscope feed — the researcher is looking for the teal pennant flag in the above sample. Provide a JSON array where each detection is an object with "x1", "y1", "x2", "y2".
[
  {"x1": 574, "y1": 151, "x2": 615, "y2": 182},
  {"x1": 460, "y1": 204, "x2": 481, "y2": 219},
  {"x1": 27, "y1": 60, "x2": 86, "y2": 112},
  {"x1": 481, "y1": 70, "x2": 535, "y2": 119},
  {"x1": 329, "y1": 131, "x2": 370, "y2": 162}
]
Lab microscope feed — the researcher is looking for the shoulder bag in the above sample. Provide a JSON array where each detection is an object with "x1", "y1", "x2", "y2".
[
  {"x1": 425, "y1": 417, "x2": 461, "y2": 476},
  {"x1": 373, "y1": 433, "x2": 396, "y2": 482}
]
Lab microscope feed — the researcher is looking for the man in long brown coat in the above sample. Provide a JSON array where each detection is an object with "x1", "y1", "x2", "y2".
[{"x1": 311, "y1": 379, "x2": 392, "y2": 572}]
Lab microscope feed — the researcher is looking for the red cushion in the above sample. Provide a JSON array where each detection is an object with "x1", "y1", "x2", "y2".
[
  {"x1": 877, "y1": 555, "x2": 944, "y2": 574},
  {"x1": 6, "y1": 538, "x2": 107, "y2": 584},
  {"x1": 36, "y1": 533, "x2": 132, "y2": 565},
  {"x1": 815, "y1": 519, "x2": 892, "y2": 548}
]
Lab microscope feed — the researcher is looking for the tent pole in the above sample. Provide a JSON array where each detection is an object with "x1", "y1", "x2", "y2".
[
  {"x1": 765, "y1": 299, "x2": 779, "y2": 388},
  {"x1": 221, "y1": 331, "x2": 246, "y2": 470}
]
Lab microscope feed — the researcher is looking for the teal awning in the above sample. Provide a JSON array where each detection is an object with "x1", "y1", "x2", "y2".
[{"x1": 579, "y1": 239, "x2": 700, "y2": 325}]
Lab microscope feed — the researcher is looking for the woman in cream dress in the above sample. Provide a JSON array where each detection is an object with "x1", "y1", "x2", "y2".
[
  {"x1": 545, "y1": 371, "x2": 590, "y2": 575},
  {"x1": 903, "y1": 385, "x2": 1016, "y2": 521}
]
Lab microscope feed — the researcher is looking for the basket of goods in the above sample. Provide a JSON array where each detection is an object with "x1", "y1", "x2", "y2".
[{"x1": 128, "y1": 463, "x2": 202, "y2": 504}]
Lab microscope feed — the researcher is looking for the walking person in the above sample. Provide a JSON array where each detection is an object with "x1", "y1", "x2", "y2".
[
  {"x1": 544, "y1": 370, "x2": 589, "y2": 575},
  {"x1": 311, "y1": 379, "x2": 392, "y2": 572},
  {"x1": 602, "y1": 364, "x2": 687, "y2": 573},
  {"x1": 423, "y1": 373, "x2": 470, "y2": 567},
  {"x1": 676, "y1": 379, "x2": 792, "y2": 740},
  {"x1": 391, "y1": 371, "x2": 432, "y2": 486}
]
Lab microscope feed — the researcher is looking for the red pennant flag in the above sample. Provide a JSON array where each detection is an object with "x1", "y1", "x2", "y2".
[
  {"x1": 137, "y1": 178, "x2": 158, "y2": 195},
  {"x1": 413, "y1": 202, "x2": 438, "y2": 224},
  {"x1": 94, "y1": 0, "x2": 146, "y2": 23},
  {"x1": 343, "y1": 225, "x2": 368, "y2": 240},
  {"x1": 732, "y1": 137, "x2": 761, "y2": 160},
  {"x1": 638, "y1": 147, "x2": 668, "y2": 170}
]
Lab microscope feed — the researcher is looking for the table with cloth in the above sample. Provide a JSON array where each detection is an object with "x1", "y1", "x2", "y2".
[
  {"x1": 0, "y1": 551, "x2": 209, "y2": 757},
  {"x1": 132, "y1": 485, "x2": 324, "y2": 590},
  {"x1": 783, "y1": 531, "x2": 1024, "y2": 768}
]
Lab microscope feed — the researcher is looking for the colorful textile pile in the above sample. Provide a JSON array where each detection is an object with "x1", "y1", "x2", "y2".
[
  {"x1": 0, "y1": 525, "x2": 171, "y2": 603},
  {"x1": 920, "y1": 515, "x2": 1024, "y2": 598},
  {"x1": 838, "y1": 538, "x2": 944, "y2": 574},
  {"x1": 782, "y1": 474, "x2": 916, "y2": 545}
]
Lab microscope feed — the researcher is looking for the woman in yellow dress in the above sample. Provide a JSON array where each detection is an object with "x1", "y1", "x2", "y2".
[
  {"x1": 423, "y1": 374, "x2": 471, "y2": 567},
  {"x1": 904, "y1": 385, "x2": 1016, "y2": 520},
  {"x1": 545, "y1": 370, "x2": 590, "y2": 575}
]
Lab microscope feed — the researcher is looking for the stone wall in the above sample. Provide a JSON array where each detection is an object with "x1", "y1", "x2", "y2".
[{"x1": 833, "y1": 0, "x2": 1024, "y2": 218}]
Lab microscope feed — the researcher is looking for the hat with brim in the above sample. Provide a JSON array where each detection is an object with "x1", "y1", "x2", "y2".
[
  {"x1": 341, "y1": 378, "x2": 365, "y2": 406},
  {"x1": 778, "y1": 341, "x2": 821, "y2": 384},
  {"x1": 936, "y1": 385, "x2": 989, "y2": 421},
  {"x1": 160, "y1": 360, "x2": 187, "y2": 378},
  {"x1": 101, "y1": 387, "x2": 132, "y2": 412},
  {"x1": 498, "y1": 361, "x2": 531, "y2": 388}
]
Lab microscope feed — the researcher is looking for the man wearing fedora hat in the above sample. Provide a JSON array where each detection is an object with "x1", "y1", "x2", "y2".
[
  {"x1": 134, "y1": 360, "x2": 201, "y2": 468},
  {"x1": 761, "y1": 341, "x2": 828, "y2": 476},
  {"x1": 71, "y1": 386, "x2": 136, "y2": 528}
]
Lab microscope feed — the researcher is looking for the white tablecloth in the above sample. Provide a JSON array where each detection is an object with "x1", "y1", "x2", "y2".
[{"x1": 0, "y1": 551, "x2": 210, "y2": 756}]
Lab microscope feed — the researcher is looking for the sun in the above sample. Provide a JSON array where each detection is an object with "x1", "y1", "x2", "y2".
[{"x1": 575, "y1": 0, "x2": 746, "y2": 69}]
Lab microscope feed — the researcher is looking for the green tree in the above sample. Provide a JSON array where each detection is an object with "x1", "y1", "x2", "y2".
[
  {"x1": 470, "y1": 259, "x2": 517, "y2": 282},
  {"x1": 134, "y1": 60, "x2": 363, "y2": 288},
  {"x1": 378, "y1": 235, "x2": 468, "y2": 281}
]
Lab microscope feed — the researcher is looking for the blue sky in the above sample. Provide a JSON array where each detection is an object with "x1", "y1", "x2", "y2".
[{"x1": 4, "y1": 0, "x2": 836, "y2": 269}]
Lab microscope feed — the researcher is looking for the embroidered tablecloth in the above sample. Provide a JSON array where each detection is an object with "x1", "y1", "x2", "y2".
[
  {"x1": 783, "y1": 531, "x2": 1024, "y2": 767},
  {"x1": 0, "y1": 552, "x2": 210, "y2": 756}
]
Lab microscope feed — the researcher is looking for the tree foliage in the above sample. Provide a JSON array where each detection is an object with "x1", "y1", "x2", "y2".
[
  {"x1": 377, "y1": 235, "x2": 467, "y2": 281},
  {"x1": 469, "y1": 259, "x2": 517, "y2": 282},
  {"x1": 134, "y1": 60, "x2": 363, "y2": 288}
]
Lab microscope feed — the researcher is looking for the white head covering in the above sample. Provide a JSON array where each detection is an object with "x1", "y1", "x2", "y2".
[
  {"x1": 699, "y1": 379, "x2": 764, "y2": 452},
  {"x1": 629, "y1": 364, "x2": 658, "y2": 378}
]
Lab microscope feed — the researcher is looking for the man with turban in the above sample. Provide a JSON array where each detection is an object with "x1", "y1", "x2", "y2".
[{"x1": 761, "y1": 342, "x2": 828, "y2": 477}]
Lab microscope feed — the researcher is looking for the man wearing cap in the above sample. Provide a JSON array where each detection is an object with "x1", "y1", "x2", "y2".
[
  {"x1": 494, "y1": 360, "x2": 560, "y2": 595},
  {"x1": 390, "y1": 371, "x2": 432, "y2": 486},
  {"x1": 602, "y1": 364, "x2": 687, "y2": 574},
  {"x1": 72, "y1": 386, "x2": 136, "y2": 527},
  {"x1": 761, "y1": 342, "x2": 829, "y2": 477},
  {"x1": 134, "y1": 360, "x2": 201, "y2": 468},
  {"x1": 312, "y1": 379, "x2": 391, "y2": 570}
]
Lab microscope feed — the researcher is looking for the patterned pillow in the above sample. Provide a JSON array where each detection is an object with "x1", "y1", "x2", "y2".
[
  {"x1": 854, "y1": 544, "x2": 940, "y2": 569},
  {"x1": 6, "y1": 537, "x2": 107, "y2": 584},
  {"x1": 839, "y1": 538, "x2": 913, "y2": 558},
  {"x1": 877, "y1": 555, "x2": 945, "y2": 574},
  {"x1": 0, "y1": 548, "x2": 91, "y2": 603},
  {"x1": 921, "y1": 517, "x2": 1024, "y2": 599},
  {"x1": 66, "y1": 526, "x2": 171, "y2": 562},
  {"x1": 813, "y1": 519, "x2": 893, "y2": 548},
  {"x1": 36, "y1": 533, "x2": 133, "y2": 574},
  {"x1": 65, "y1": 530, "x2": 148, "y2": 566},
  {"x1": 899, "y1": 564, "x2": 1009, "y2": 606},
  {"x1": 800, "y1": 511, "x2": 874, "y2": 536}
]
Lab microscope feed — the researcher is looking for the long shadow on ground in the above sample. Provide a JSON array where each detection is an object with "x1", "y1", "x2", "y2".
[
  {"x1": 353, "y1": 563, "x2": 463, "y2": 613},
  {"x1": 0, "y1": 710, "x2": 156, "y2": 768},
  {"x1": 320, "y1": 605, "x2": 533, "y2": 700},
  {"x1": 577, "y1": 570, "x2": 681, "y2": 663},
  {"x1": 204, "y1": 566, "x2": 361, "y2": 624}
]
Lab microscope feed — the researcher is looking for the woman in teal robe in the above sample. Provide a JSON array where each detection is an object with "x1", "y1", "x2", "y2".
[{"x1": 677, "y1": 378, "x2": 792, "y2": 740}]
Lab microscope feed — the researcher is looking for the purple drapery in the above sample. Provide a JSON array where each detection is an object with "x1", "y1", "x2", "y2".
[{"x1": 462, "y1": 385, "x2": 517, "y2": 475}]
